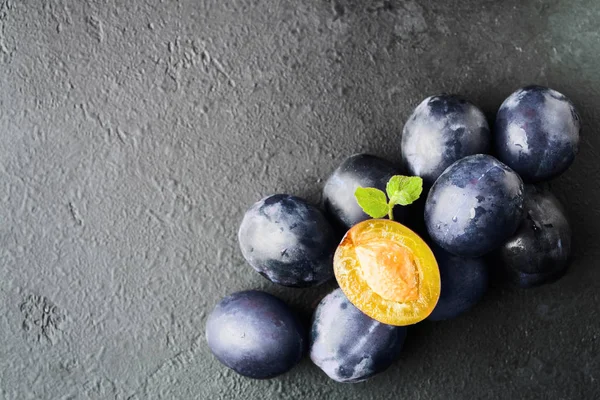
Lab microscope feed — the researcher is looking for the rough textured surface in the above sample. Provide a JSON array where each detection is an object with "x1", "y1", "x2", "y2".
[{"x1": 0, "y1": 0, "x2": 599, "y2": 399}]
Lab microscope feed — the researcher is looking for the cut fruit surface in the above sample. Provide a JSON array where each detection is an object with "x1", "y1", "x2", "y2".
[{"x1": 334, "y1": 219, "x2": 440, "y2": 326}]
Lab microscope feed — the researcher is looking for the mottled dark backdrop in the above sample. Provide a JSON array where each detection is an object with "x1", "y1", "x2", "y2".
[{"x1": 1, "y1": 0, "x2": 598, "y2": 399}]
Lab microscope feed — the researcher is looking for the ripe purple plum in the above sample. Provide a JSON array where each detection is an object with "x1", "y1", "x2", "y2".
[
  {"x1": 494, "y1": 85, "x2": 580, "y2": 182},
  {"x1": 206, "y1": 290, "x2": 306, "y2": 379},
  {"x1": 402, "y1": 94, "x2": 491, "y2": 185},
  {"x1": 238, "y1": 194, "x2": 336, "y2": 287},
  {"x1": 425, "y1": 155, "x2": 524, "y2": 257},
  {"x1": 310, "y1": 288, "x2": 407, "y2": 382},
  {"x1": 491, "y1": 185, "x2": 572, "y2": 287}
]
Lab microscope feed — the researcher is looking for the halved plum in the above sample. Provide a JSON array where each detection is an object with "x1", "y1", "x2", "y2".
[{"x1": 334, "y1": 219, "x2": 441, "y2": 326}]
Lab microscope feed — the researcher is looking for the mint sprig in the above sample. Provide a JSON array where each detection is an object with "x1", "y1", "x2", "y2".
[{"x1": 355, "y1": 175, "x2": 423, "y2": 220}]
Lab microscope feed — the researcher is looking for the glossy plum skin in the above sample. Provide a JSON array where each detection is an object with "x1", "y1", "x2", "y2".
[
  {"x1": 490, "y1": 185, "x2": 572, "y2": 288},
  {"x1": 494, "y1": 85, "x2": 581, "y2": 182},
  {"x1": 402, "y1": 95, "x2": 491, "y2": 185},
  {"x1": 428, "y1": 245, "x2": 489, "y2": 321},
  {"x1": 323, "y1": 154, "x2": 404, "y2": 231},
  {"x1": 206, "y1": 290, "x2": 306, "y2": 379},
  {"x1": 425, "y1": 155, "x2": 524, "y2": 257},
  {"x1": 238, "y1": 194, "x2": 336, "y2": 287},
  {"x1": 309, "y1": 288, "x2": 407, "y2": 383}
]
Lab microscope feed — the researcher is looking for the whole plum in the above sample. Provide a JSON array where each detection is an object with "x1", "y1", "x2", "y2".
[
  {"x1": 238, "y1": 194, "x2": 336, "y2": 287},
  {"x1": 490, "y1": 184, "x2": 572, "y2": 287},
  {"x1": 310, "y1": 288, "x2": 407, "y2": 383},
  {"x1": 494, "y1": 85, "x2": 580, "y2": 182},
  {"x1": 425, "y1": 155, "x2": 524, "y2": 257},
  {"x1": 206, "y1": 290, "x2": 306, "y2": 379},
  {"x1": 402, "y1": 94, "x2": 491, "y2": 185}
]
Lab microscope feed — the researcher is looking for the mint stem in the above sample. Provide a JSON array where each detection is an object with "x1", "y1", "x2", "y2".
[{"x1": 387, "y1": 205, "x2": 394, "y2": 221}]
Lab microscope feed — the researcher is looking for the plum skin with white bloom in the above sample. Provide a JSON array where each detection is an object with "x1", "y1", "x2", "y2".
[
  {"x1": 494, "y1": 85, "x2": 580, "y2": 182},
  {"x1": 425, "y1": 154, "x2": 525, "y2": 258},
  {"x1": 309, "y1": 288, "x2": 407, "y2": 383},
  {"x1": 402, "y1": 94, "x2": 491, "y2": 185},
  {"x1": 238, "y1": 194, "x2": 337, "y2": 287}
]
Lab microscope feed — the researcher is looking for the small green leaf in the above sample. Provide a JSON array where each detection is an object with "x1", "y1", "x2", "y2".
[
  {"x1": 354, "y1": 187, "x2": 389, "y2": 219},
  {"x1": 386, "y1": 175, "x2": 423, "y2": 206},
  {"x1": 385, "y1": 175, "x2": 404, "y2": 199}
]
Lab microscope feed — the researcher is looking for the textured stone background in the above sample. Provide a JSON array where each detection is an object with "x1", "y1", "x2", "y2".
[{"x1": 1, "y1": 0, "x2": 599, "y2": 399}]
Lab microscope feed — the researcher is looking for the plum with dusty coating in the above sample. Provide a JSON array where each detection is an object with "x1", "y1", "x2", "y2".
[
  {"x1": 425, "y1": 155, "x2": 524, "y2": 258},
  {"x1": 494, "y1": 85, "x2": 580, "y2": 182},
  {"x1": 238, "y1": 194, "x2": 336, "y2": 287},
  {"x1": 206, "y1": 290, "x2": 306, "y2": 379},
  {"x1": 402, "y1": 94, "x2": 491, "y2": 185},
  {"x1": 310, "y1": 288, "x2": 407, "y2": 383}
]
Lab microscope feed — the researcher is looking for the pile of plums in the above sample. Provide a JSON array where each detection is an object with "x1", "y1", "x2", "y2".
[{"x1": 206, "y1": 86, "x2": 580, "y2": 382}]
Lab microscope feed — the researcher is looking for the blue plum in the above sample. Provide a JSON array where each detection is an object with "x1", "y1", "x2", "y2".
[
  {"x1": 323, "y1": 154, "x2": 404, "y2": 231},
  {"x1": 238, "y1": 194, "x2": 336, "y2": 287},
  {"x1": 494, "y1": 85, "x2": 581, "y2": 182},
  {"x1": 309, "y1": 288, "x2": 407, "y2": 383},
  {"x1": 402, "y1": 94, "x2": 491, "y2": 185},
  {"x1": 425, "y1": 154, "x2": 524, "y2": 257},
  {"x1": 490, "y1": 185, "x2": 572, "y2": 288},
  {"x1": 206, "y1": 290, "x2": 306, "y2": 379},
  {"x1": 428, "y1": 245, "x2": 489, "y2": 321}
]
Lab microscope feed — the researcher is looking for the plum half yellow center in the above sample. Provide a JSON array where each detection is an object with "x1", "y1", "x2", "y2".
[{"x1": 334, "y1": 219, "x2": 440, "y2": 326}]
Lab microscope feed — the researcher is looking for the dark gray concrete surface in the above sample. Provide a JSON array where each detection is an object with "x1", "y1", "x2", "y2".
[{"x1": 1, "y1": 0, "x2": 599, "y2": 399}]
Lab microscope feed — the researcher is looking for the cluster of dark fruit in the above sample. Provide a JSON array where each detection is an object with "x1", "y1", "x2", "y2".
[{"x1": 206, "y1": 86, "x2": 580, "y2": 382}]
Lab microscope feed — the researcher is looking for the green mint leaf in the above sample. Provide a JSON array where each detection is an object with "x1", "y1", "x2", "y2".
[
  {"x1": 386, "y1": 175, "x2": 423, "y2": 206},
  {"x1": 354, "y1": 187, "x2": 389, "y2": 219}
]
